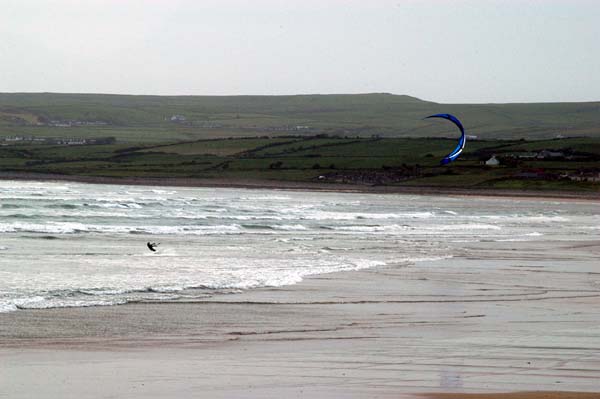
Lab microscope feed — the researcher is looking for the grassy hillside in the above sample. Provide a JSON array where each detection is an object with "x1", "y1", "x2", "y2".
[
  {"x1": 1, "y1": 93, "x2": 598, "y2": 193},
  {"x1": 1, "y1": 135, "x2": 599, "y2": 193},
  {"x1": 1, "y1": 93, "x2": 599, "y2": 142}
]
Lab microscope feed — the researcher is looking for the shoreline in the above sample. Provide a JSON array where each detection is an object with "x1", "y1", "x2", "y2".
[
  {"x1": 2, "y1": 181, "x2": 599, "y2": 397},
  {"x1": 2, "y1": 239, "x2": 600, "y2": 397},
  {"x1": 1, "y1": 171, "x2": 599, "y2": 201}
]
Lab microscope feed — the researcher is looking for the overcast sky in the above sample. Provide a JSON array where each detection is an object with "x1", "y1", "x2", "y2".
[{"x1": 1, "y1": 0, "x2": 598, "y2": 103}]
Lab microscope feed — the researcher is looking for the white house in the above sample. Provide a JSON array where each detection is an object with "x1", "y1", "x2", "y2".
[
  {"x1": 485, "y1": 156, "x2": 500, "y2": 166},
  {"x1": 170, "y1": 115, "x2": 186, "y2": 122}
]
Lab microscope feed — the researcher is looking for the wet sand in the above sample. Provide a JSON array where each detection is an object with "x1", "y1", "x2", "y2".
[
  {"x1": 424, "y1": 393, "x2": 600, "y2": 399},
  {"x1": 2, "y1": 239, "x2": 600, "y2": 398}
]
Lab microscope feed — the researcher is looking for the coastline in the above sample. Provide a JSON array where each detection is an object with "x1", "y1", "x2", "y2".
[
  {"x1": 2, "y1": 238, "x2": 600, "y2": 398},
  {"x1": 1, "y1": 171, "x2": 599, "y2": 201}
]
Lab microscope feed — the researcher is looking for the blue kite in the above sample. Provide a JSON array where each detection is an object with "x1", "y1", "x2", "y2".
[{"x1": 425, "y1": 113, "x2": 466, "y2": 165}]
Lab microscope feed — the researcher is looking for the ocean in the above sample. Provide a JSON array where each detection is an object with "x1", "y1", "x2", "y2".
[{"x1": 1, "y1": 180, "x2": 598, "y2": 313}]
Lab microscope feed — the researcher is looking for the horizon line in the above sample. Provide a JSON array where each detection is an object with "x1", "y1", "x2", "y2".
[{"x1": 1, "y1": 91, "x2": 599, "y2": 105}]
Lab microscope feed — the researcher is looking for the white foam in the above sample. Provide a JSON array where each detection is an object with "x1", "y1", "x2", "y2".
[
  {"x1": 0, "y1": 222, "x2": 243, "y2": 235},
  {"x1": 274, "y1": 224, "x2": 308, "y2": 231},
  {"x1": 476, "y1": 215, "x2": 570, "y2": 223},
  {"x1": 429, "y1": 223, "x2": 501, "y2": 231},
  {"x1": 0, "y1": 302, "x2": 17, "y2": 313},
  {"x1": 2, "y1": 180, "x2": 594, "y2": 314}
]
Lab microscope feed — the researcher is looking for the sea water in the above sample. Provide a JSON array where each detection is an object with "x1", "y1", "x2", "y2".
[{"x1": 0, "y1": 180, "x2": 598, "y2": 312}]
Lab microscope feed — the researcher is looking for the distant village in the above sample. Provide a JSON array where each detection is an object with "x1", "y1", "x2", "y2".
[
  {"x1": 1, "y1": 136, "x2": 116, "y2": 145},
  {"x1": 1, "y1": 114, "x2": 110, "y2": 127},
  {"x1": 45, "y1": 120, "x2": 109, "y2": 127},
  {"x1": 477, "y1": 149, "x2": 600, "y2": 182},
  {"x1": 316, "y1": 147, "x2": 600, "y2": 186},
  {"x1": 167, "y1": 114, "x2": 314, "y2": 132}
]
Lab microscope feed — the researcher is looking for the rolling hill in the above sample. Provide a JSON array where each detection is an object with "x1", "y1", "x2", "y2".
[{"x1": 1, "y1": 93, "x2": 599, "y2": 142}]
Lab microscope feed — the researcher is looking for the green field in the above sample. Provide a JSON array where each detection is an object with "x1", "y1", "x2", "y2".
[
  {"x1": 1, "y1": 93, "x2": 599, "y2": 192},
  {"x1": 1, "y1": 134, "x2": 598, "y2": 192},
  {"x1": 141, "y1": 137, "x2": 297, "y2": 156}
]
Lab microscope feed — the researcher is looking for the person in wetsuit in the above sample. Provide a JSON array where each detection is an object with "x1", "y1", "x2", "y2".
[{"x1": 147, "y1": 242, "x2": 160, "y2": 252}]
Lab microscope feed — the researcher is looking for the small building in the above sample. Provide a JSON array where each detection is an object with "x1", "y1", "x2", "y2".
[
  {"x1": 537, "y1": 150, "x2": 564, "y2": 159},
  {"x1": 485, "y1": 155, "x2": 500, "y2": 166},
  {"x1": 564, "y1": 171, "x2": 600, "y2": 183},
  {"x1": 515, "y1": 152, "x2": 537, "y2": 159},
  {"x1": 170, "y1": 115, "x2": 186, "y2": 122}
]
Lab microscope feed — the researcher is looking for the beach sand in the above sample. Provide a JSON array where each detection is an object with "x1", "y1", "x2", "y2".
[
  {"x1": 424, "y1": 393, "x2": 600, "y2": 399},
  {"x1": 2, "y1": 238, "x2": 600, "y2": 398}
]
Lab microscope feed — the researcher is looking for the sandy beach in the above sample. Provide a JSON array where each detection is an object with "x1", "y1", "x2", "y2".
[{"x1": 2, "y1": 237, "x2": 600, "y2": 398}]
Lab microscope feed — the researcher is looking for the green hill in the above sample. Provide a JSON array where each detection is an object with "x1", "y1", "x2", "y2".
[{"x1": 1, "y1": 93, "x2": 599, "y2": 142}]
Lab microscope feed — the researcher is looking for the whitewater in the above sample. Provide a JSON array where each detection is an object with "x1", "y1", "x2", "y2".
[{"x1": 1, "y1": 180, "x2": 598, "y2": 313}]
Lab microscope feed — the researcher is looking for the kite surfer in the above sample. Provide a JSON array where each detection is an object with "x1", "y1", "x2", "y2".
[{"x1": 147, "y1": 242, "x2": 160, "y2": 252}]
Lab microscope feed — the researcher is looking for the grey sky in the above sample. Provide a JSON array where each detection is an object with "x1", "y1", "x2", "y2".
[{"x1": 1, "y1": 0, "x2": 598, "y2": 103}]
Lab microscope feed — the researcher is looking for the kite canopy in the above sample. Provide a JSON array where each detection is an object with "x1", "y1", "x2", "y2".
[{"x1": 425, "y1": 113, "x2": 466, "y2": 165}]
